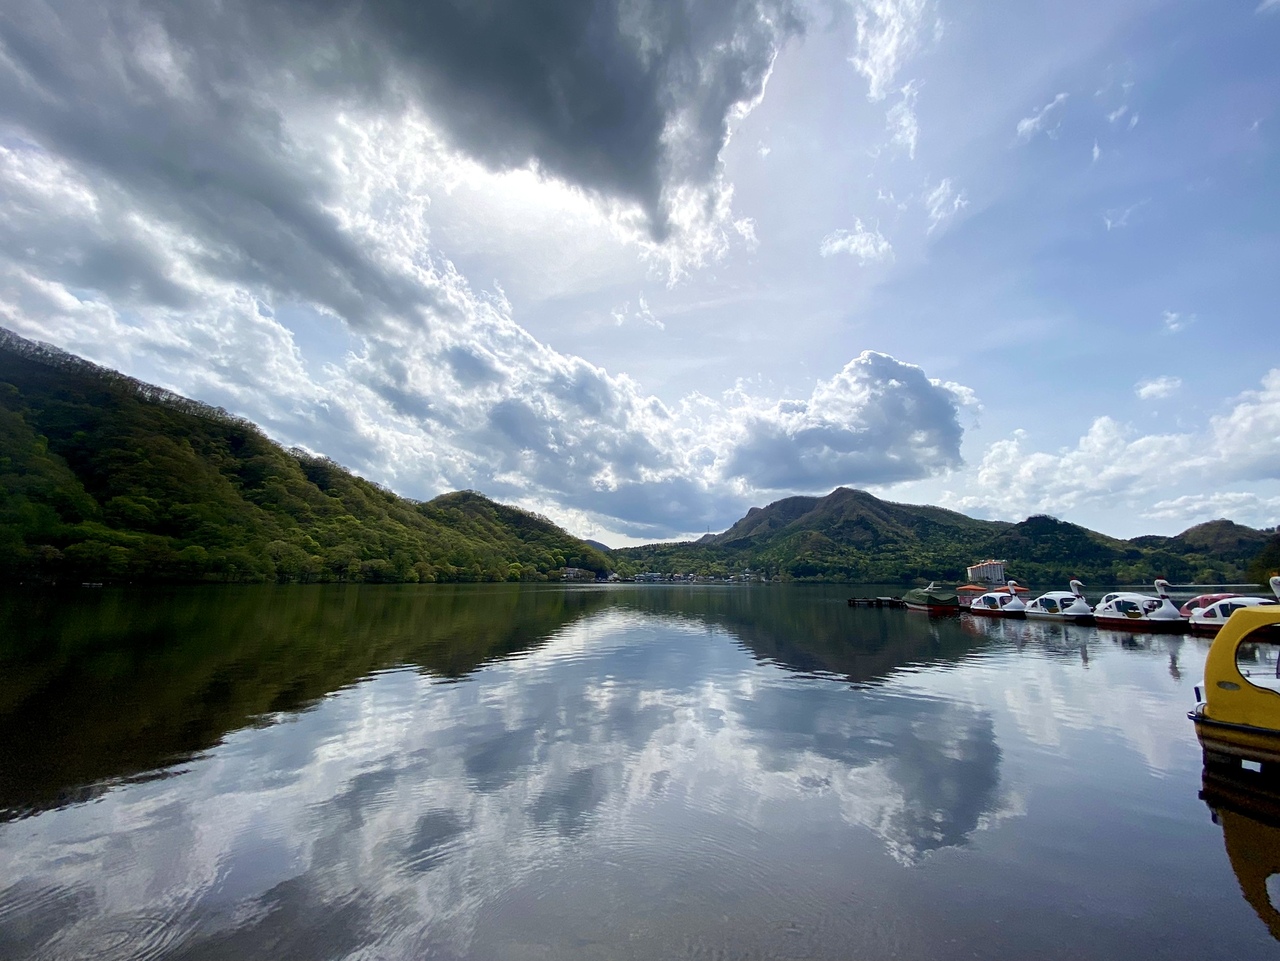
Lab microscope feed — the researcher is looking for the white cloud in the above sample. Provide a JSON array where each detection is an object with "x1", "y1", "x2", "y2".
[
  {"x1": 1146, "y1": 492, "x2": 1280, "y2": 525},
  {"x1": 1016, "y1": 93, "x2": 1069, "y2": 142},
  {"x1": 887, "y1": 81, "x2": 921, "y2": 159},
  {"x1": 1103, "y1": 200, "x2": 1146, "y2": 231},
  {"x1": 1134, "y1": 376, "x2": 1181, "y2": 400},
  {"x1": 943, "y1": 368, "x2": 1280, "y2": 529},
  {"x1": 1107, "y1": 105, "x2": 1129, "y2": 124},
  {"x1": 1162, "y1": 310, "x2": 1194, "y2": 333},
  {"x1": 819, "y1": 220, "x2": 894, "y2": 263},
  {"x1": 718, "y1": 351, "x2": 973, "y2": 492},
  {"x1": 1259, "y1": 0, "x2": 1279, "y2": 13},
  {"x1": 925, "y1": 178, "x2": 968, "y2": 234},
  {"x1": 611, "y1": 296, "x2": 665, "y2": 331},
  {"x1": 1091, "y1": 140, "x2": 1101, "y2": 164},
  {"x1": 1205, "y1": 369, "x2": 1280, "y2": 480},
  {"x1": 848, "y1": 0, "x2": 933, "y2": 101},
  {"x1": 2, "y1": 109, "x2": 979, "y2": 541}
]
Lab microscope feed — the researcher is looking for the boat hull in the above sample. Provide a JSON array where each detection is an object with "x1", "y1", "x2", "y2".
[
  {"x1": 904, "y1": 601, "x2": 960, "y2": 615},
  {"x1": 966, "y1": 608, "x2": 1025, "y2": 619},
  {"x1": 1193, "y1": 713, "x2": 1280, "y2": 767},
  {"x1": 1190, "y1": 622, "x2": 1225, "y2": 635}
]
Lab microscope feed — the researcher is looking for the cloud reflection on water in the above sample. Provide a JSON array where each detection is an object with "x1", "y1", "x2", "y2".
[{"x1": 0, "y1": 603, "x2": 1010, "y2": 959}]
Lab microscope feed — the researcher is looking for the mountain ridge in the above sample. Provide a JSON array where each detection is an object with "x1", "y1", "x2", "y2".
[
  {"x1": 615, "y1": 488, "x2": 1271, "y2": 585},
  {"x1": 0, "y1": 327, "x2": 610, "y2": 584},
  {"x1": 1, "y1": 326, "x2": 1272, "y2": 586}
]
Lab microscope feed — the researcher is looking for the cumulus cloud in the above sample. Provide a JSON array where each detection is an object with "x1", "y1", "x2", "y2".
[
  {"x1": 0, "y1": 0, "x2": 798, "y2": 268},
  {"x1": 1134, "y1": 375, "x2": 1181, "y2": 400},
  {"x1": 0, "y1": 0, "x2": 987, "y2": 540},
  {"x1": 1161, "y1": 309, "x2": 1193, "y2": 333},
  {"x1": 718, "y1": 351, "x2": 971, "y2": 492},
  {"x1": 1146, "y1": 492, "x2": 1280, "y2": 525},
  {"x1": 819, "y1": 221, "x2": 893, "y2": 263},
  {"x1": 943, "y1": 368, "x2": 1280, "y2": 528},
  {"x1": 1016, "y1": 92, "x2": 1069, "y2": 142}
]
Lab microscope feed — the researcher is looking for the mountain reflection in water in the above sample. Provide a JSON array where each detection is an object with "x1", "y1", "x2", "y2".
[{"x1": 0, "y1": 584, "x2": 1275, "y2": 960}]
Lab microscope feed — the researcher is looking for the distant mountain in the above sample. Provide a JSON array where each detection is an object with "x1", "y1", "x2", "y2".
[
  {"x1": 0, "y1": 327, "x2": 609, "y2": 584},
  {"x1": 2, "y1": 326, "x2": 1269, "y2": 588},
  {"x1": 584, "y1": 539, "x2": 612, "y2": 553},
  {"x1": 709, "y1": 487, "x2": 1003, "y2": 552},
  {"x1": 1133, "y1": 519, "x2": 1272, "y2": 562},
  {"x1": 615, "y1": 488, "x2": 1270, "y2": 586}
]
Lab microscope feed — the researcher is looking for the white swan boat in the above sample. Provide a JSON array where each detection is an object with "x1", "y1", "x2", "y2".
[
  {"x1": 967, "y1": 580, "x2": 1028, "y2": 618},
  {"x1": 1093, "y1": 578, "x2": 1186, "y2": 632},
  {"x1": 1189, "y1": 577, "x2": 1280, "y2": 635},
  {"x1": 1025, "y1": 579, "x2": 1095, "y2": 623}
]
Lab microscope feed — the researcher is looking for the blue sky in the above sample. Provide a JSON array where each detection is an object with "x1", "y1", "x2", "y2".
[{"x1": 1, "y1": 0, "x2": 1277, "y2": 544}]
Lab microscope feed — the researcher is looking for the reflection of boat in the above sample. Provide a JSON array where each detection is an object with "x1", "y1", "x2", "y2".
[
  {"x1": 902, "y1": 582, "x2": 960, "y2": 614},
  {"x1": 1190, "y1": 607, "x2": 1280, "y2": 767},
  {"x1": 1093, "y1": 579, "x2": 1186, "y2": 632},
  {"x1": 967, "y1": 580, "x2": 1027, "y2": 618},
  {"x1": 1025, "y1": 579, "x2": 1094, "y2": 624},
  {"x1": 1200, "y1": 759, "x2": 1280, "y2": 943},
  {"x1": 1190, "y1": 580, "x2": 1280, "y2": 634}
]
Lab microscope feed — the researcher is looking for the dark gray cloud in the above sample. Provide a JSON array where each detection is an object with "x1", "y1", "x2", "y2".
[
  {"x1": 0, "y1": 1, "x2": 437, "y2": 328},
  {"x1": 2, "y1": 0, "x2": 799, "y2": 256},
  {"x1": 0, "y1": 0, "x2": 973, "y2": 540},
  {"x1": 257, "y1": 0, "x2": 801, "y2": 236}
]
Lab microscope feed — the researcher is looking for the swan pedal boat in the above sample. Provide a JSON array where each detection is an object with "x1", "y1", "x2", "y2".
[
  {"x1": 1188, "y1": 577, "x2": 1280, "y2": 634},
  {"x1": 1025, "y1": 579, "x2": 1094, "y2": 624},
  {"x1": 967, "y1": 580, "x2": 1028, "y2": 619},
  {"x1": 1092, "y1": 578, "x2": 1186, "y2": 633},
  {"x1": 1190, "y1": 606, "x2": 1280, "y2": 768}
]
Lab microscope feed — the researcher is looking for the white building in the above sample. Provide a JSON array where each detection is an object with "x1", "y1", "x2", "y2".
[{"x1": 966, "y1": 559, "x2": 1007, "y2": 584}]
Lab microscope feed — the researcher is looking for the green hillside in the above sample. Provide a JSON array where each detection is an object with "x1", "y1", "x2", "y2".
[
  {"x1": 614, "y1": 489, "x2": 1270, "y2": 586},
  {"x1": 0, "y1": 328, "x2": 609, "y2": 584},
  {"x1": 2, "y1": 326, "x2": 1270, "y2": 588}
]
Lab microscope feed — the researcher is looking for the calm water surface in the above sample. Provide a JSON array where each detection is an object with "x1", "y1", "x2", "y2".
[{"x1": 1, "y1": 584, "x2": 1276, "y2": 959}]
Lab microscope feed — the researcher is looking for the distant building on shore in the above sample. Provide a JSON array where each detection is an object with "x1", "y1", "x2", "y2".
[{"x1": 966, "y1": 559, "x2": 1007, "y2": 584}]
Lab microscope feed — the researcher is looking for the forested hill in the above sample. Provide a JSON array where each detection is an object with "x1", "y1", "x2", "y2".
[
  {"x1": 0, "y1": 328, "x2": 610, "y2": 584},
  {"x1": 615, "y1": 487, "x2": 1275, "y2": 586}
]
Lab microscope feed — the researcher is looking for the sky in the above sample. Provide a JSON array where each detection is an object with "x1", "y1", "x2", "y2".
[{"x1": 1, "y1": 0, "x2": 1277, "y2": 546}]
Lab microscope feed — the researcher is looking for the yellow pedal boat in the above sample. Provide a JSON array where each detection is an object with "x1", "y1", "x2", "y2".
[{"x1": 1190, "y1": 606, "x2": 1280, "y2": 768}]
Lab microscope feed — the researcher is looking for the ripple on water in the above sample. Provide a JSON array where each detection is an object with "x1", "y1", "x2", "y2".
[{"x1": 38, "y1": 912, "x2": 194, "y2": 961}]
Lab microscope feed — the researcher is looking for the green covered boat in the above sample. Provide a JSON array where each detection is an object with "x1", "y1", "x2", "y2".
[{"x1": 902, "y1": 582, "x2": 960, "y2": 614}]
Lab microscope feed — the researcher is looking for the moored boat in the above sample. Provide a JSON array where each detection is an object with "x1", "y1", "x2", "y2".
[
  {"x1": 1188, "y1": 577, "x2": 1280, "y2": 634},
  {"x1": 1092, "y1": 578, "x2": 1186, "y2": 632},
  {"x1": 1025, "y1": 579, "x2": 1094, "y2": 623},
  {"x1": 1189, "y1": 606, "x2": 1280, "y2": 768},
  {"x1": 901, "y1": 582, "x2": 961, "y2": 614},
  {"x1": 1181, "y1": 592, "x2": 1242, "y2": 618},
  {"x1": 967, "y1": 580, "x2": 1028, "y2": 618}
]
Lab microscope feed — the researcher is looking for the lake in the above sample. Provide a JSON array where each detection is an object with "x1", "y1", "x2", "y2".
[{"x1": 1, "y1": 583, "x2": 1277, "y2": 960}]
